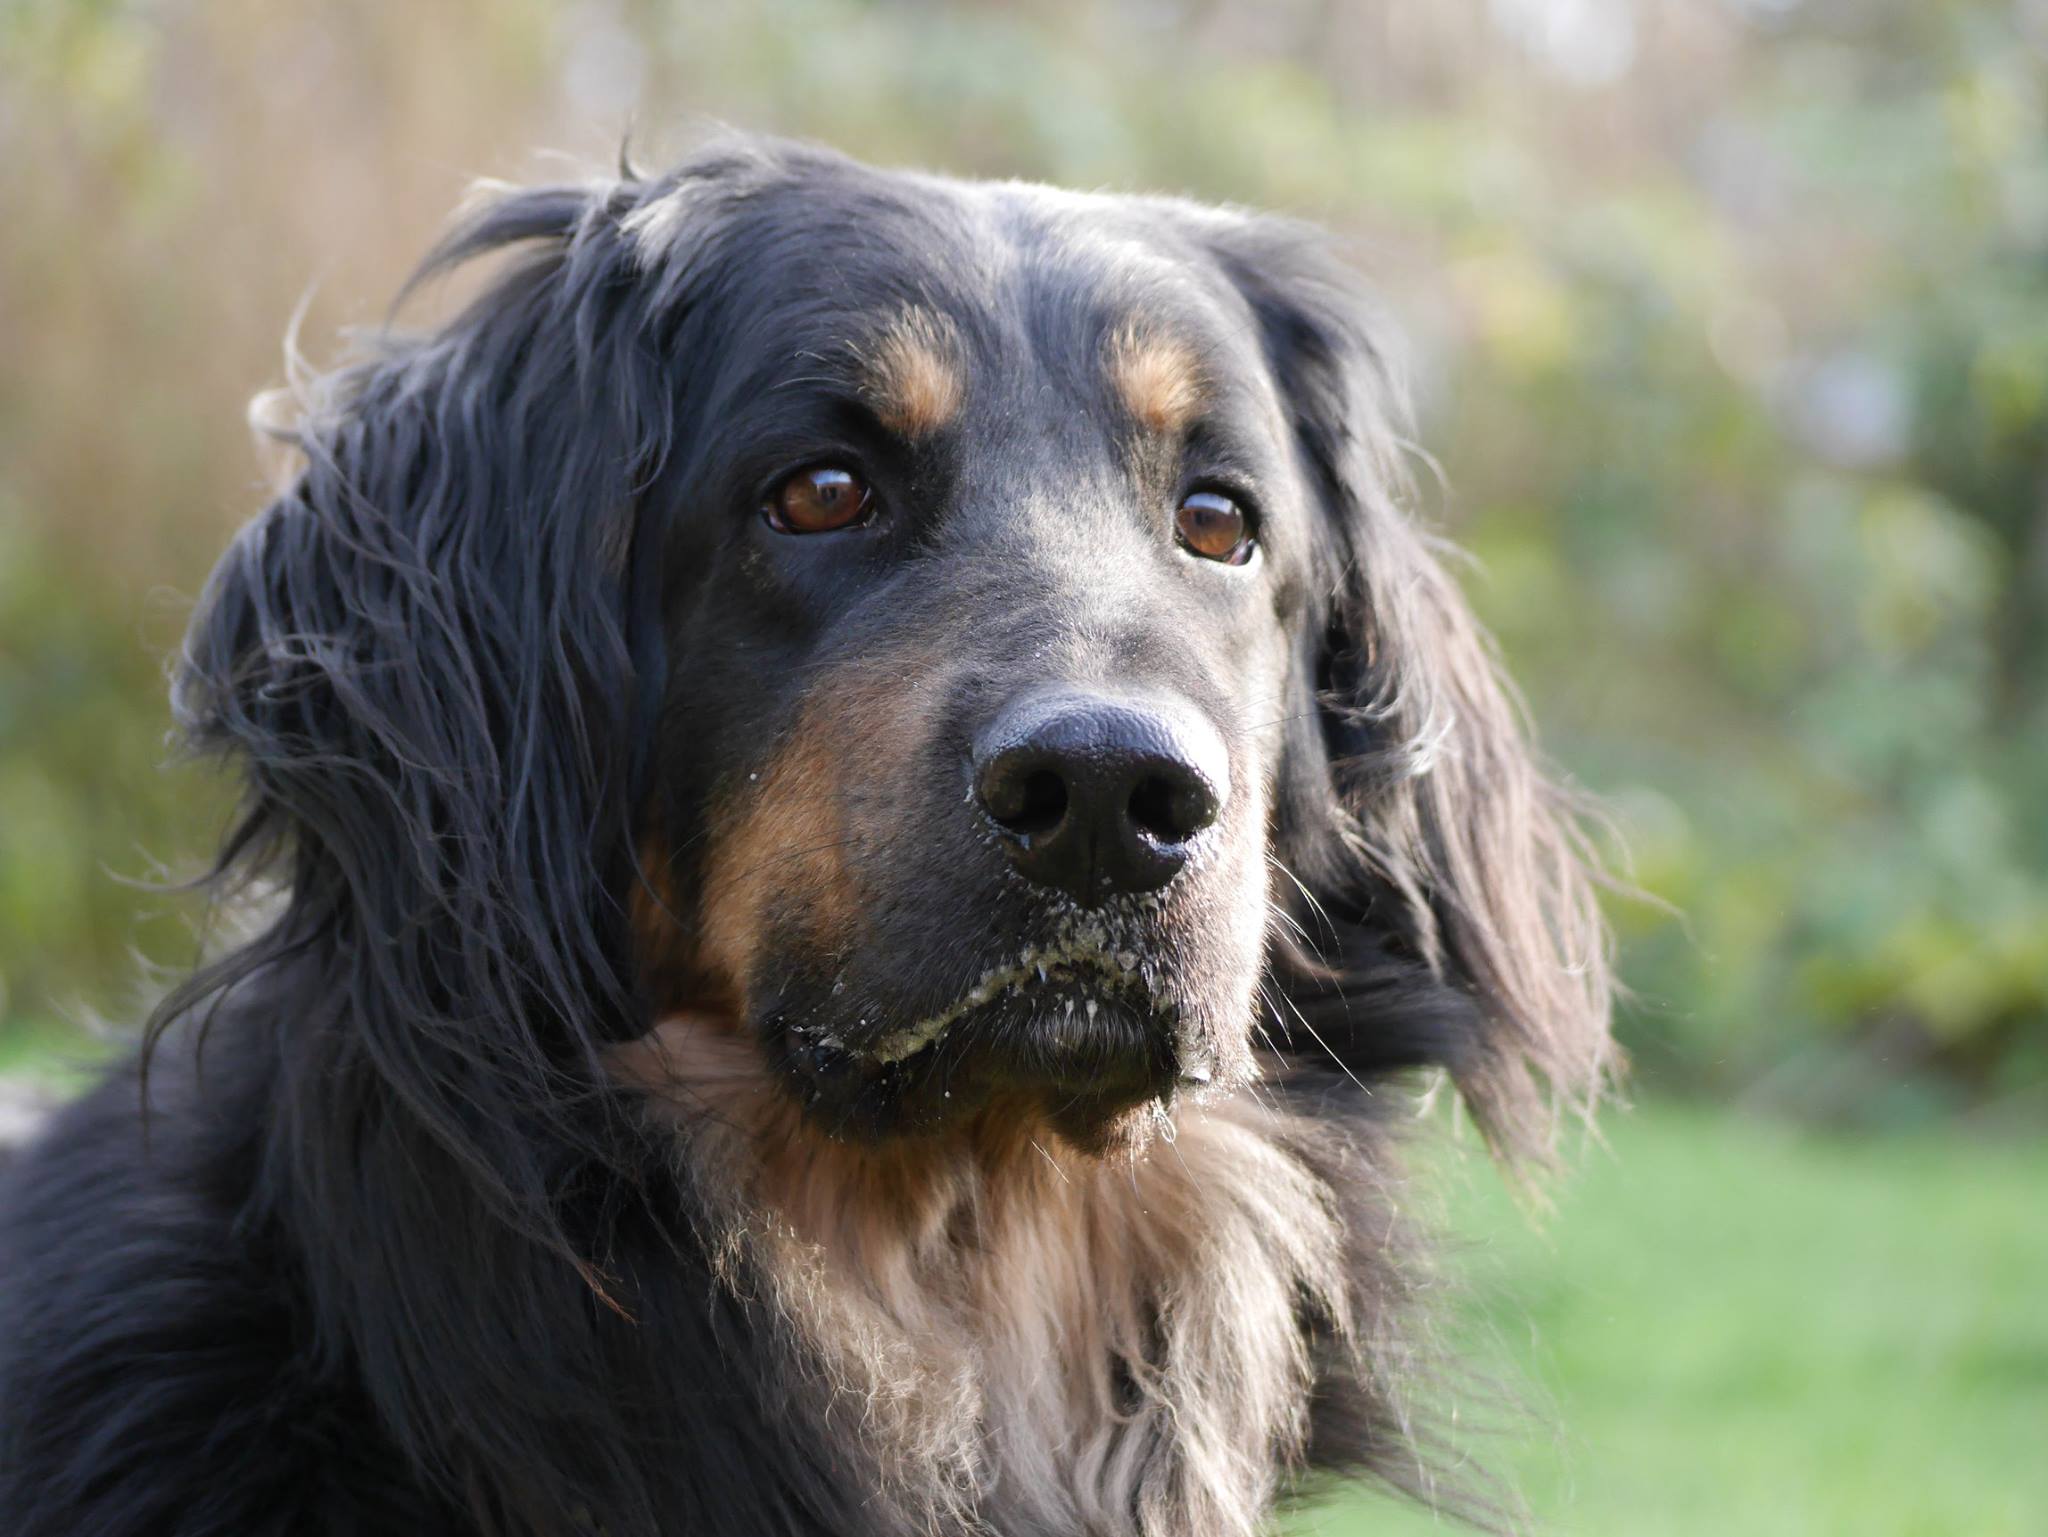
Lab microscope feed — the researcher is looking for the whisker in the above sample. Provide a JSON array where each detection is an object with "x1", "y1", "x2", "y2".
[
  {"x1": 1029, "y1": 1138, "x2": 1071, "y2": 1185},
  {"x1": 1266, "y1": 853, "x2": 1338, "y2": 951},
  {"x1": 1264, "y1": 897, "x2": 1316, "y2": 950},
  {"x1": 1276, "y1": 986, "x2": 1374, "y2": 1100},
  {"x1": 1228, "y1": 709, "x2": 1319, "y2": 736}
]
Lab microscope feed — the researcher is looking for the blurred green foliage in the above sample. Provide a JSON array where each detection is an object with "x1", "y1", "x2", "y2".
[{"x1": 1, "y1": 0, "x2": 2044, "y2": 1117}]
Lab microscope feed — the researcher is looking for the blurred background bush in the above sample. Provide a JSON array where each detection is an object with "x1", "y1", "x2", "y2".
[{"x1": 1, "y1": 1, "x2": 2042, "y2": 1532}]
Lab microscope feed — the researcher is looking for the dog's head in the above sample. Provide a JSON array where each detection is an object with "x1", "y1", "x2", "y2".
[{"x1": 177, "y1": 137, "x2": 1608, "y2": 1176}]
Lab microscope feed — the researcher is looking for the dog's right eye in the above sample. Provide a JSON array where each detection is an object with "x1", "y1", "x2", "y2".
[{"x1": 765, "y1": 465, "x2": 875, "y2": 534}]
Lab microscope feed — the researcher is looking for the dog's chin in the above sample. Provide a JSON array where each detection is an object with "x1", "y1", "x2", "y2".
[{"x1": 765, "y1": 966, "x2": 1195, "y2": 1151}]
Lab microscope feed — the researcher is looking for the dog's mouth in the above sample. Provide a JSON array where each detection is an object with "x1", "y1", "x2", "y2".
[
  {"x1": 764, "y1": 933, "x2": 1198, "y2": 1147},
  {"x1": 862, "y1": 943, "x2": 1160, "y2": 1065}
]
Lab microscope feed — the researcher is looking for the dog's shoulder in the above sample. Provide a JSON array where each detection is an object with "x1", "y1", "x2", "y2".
[{"x1": 0, "y1": 1050, "x2": 449, "y2": 1537}]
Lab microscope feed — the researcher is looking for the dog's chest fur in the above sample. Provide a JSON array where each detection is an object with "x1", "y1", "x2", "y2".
[{"x1": 614, "y1": 1020, "x2": 1367, "y2": 1536}]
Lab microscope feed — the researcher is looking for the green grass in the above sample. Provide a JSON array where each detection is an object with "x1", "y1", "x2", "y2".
[{"x1": 1284, "y1": 1104, "x2": 2048, "y2": 1536}]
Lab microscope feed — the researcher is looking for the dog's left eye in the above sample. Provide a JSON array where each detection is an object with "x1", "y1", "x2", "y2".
[
  {"x1": 1176, "y1": 490, "x2": 1254, "y2": 565},
  {"x1": 765, "y1": 465, "x2": 875, "y2": 534}
]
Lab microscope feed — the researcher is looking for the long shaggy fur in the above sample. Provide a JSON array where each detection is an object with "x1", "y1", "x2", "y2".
[{"x1": 0, "y1": 136, "x2": 1612, "y2": 1537}]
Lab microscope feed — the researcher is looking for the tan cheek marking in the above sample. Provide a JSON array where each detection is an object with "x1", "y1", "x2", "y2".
[
  {"x1": 683, "y1": 634, "x2": 957, "y2": 1022},
  {"x1": 693, "y1": 718, "x2": 860, "y2": 1010},
  {"x1": 862, "y1": 307, "x2": 964, "y2": 439},
  {"x1": 1108, "y1": 323, "x2": 1207, "y2": 438}
]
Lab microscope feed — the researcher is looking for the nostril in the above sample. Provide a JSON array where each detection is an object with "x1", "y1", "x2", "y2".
[
  {"x1": 1126, "y1": 775, "x2": 1176, "y2": 844},
  {"x1": 981, "y1": 752, "x2": 1071, "y2": 836},
  {"x1": 1127, "y1": 771, "x2": 1215, "y2": 845},
  {"x1": 1008, "y1": 768, "x2": 1068, "y2": 836}
]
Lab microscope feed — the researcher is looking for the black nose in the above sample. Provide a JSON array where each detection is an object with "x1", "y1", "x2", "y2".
[{"x1": 972, "y1": 689, "x2": 1229, "y2": 906}]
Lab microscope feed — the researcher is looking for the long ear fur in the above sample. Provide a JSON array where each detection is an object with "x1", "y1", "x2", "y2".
[
  {"x1": 146, "y1": 159, "x2": 760, "y2": 1529},
  {"x1": 166, "y1": 173, "x2": 674, "y2": 1185},
  {"x1": 1214, "y1": 219, "x2": 1615, "y2": 1162}
]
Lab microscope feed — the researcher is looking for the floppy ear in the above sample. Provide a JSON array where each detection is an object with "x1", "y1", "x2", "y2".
[
  {"x1": 1215, "y1": 220, "x2": 1615, "y2": 1162},
  {"x1": 156, "y1": 168, "x2": 728, "y2": 1242}
]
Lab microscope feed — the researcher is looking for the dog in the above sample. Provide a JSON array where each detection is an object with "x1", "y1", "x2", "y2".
[{"x1": 0, "y1": 135, "x2": 1612, "y2": 1536}]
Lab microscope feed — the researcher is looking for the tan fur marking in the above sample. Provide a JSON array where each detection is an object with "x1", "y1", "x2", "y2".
[
  {"x1": 610, "y1": 1018, "x2": 1360, "y2": 1536},
  {"x1": 860, "y1": 307, "x2": 965, "y2": 438},
  {"x1": 1109, "y1": 323, "x2": 1207, "y2": 437},
  {"x1": 688, "y1": 651, "x2": 949, "y2": 1014},
  {"x1": 628, "y1": 829, "x2": 690, "y2": 1005},
  {"x1": 692, "y1": 721, "x2": 860, "y2": 1001}
]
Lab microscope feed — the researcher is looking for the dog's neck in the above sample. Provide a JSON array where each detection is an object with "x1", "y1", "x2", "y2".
[{"x1": 610, "y1": 1015, "x2": 1362, "y2": 1537}]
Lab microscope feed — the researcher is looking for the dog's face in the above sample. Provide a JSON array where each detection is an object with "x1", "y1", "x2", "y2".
[
  {"x1": 188, "y1": 138, "x2": 1608, "y2": 1181},
  {"x1": 631, "y1": 174, "x2": 1330, "y2": 1147}
]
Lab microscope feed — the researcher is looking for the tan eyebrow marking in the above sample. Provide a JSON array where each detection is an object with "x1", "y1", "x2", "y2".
[
  {"x1": 1107, "y1": 321, "x2": 1207, "y2": 437},
  {"x1": 857, "y1": 307, "x2": 965, "y2": 439}
]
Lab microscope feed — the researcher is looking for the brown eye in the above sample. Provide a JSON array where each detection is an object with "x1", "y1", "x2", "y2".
[
  {"x1": 766, "y1": 465, "x2": 874, "y2": 534},
  {"x1": 1175, "y1": 490, "x2": 1253, "y2": 564}
]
